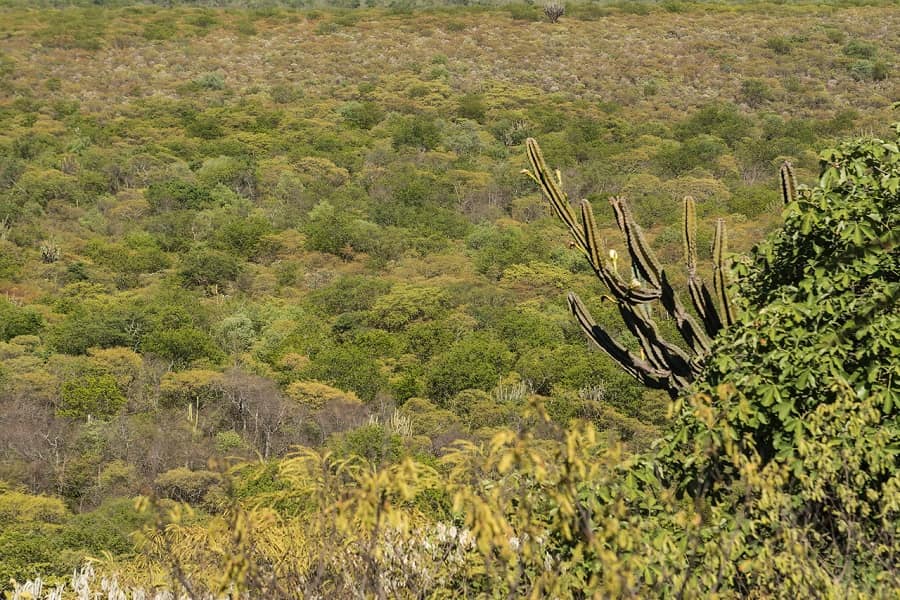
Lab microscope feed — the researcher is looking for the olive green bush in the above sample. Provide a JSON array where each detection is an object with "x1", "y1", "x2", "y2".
[
  {"x1": 0, "y1": 299, "x2": 43, "y2": 342},
  {"x1": 58, "y1": 375, "x2": 127, "y2": 420}
]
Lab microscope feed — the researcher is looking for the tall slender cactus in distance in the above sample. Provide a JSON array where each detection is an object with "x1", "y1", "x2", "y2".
[{"x1": 523, "y1": 138, "x2": 797, "y2": 397}]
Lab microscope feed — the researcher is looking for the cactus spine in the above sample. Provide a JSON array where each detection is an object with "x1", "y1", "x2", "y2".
[{"x1": 523, "y1": 138, "x2": 742, "y2": 397}]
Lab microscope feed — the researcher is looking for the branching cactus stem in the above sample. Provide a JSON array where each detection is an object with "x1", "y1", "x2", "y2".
[{"x1": 523, "y1": 137, "x2": 752, "y2": 397}]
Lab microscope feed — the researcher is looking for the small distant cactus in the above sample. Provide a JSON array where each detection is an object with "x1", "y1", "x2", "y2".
[
  {"x1": 40, "y1": 240, "x2": 61, "y2": 263},
  {"x1": 543, "y1": 2, "x2": 564, "y2": 23}
]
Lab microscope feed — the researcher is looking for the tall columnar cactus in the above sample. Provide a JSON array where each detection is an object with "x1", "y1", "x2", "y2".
[{"x1": 523, "y1": 138, "x2": 797, "y2": 397}]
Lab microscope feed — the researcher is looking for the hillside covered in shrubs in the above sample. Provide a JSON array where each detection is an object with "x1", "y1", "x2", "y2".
[{"x1": 0, "y1": 1, "x2": 898, "y2": 596}]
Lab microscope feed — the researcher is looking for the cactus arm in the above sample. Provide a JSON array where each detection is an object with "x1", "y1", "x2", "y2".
[
  {"x1": 616, "y1": 297, "x2": 697, "y2": 385},
  {"x1": 683, "y1": 196, "x2": 698, "y2": 276},
  {"x1": 683, "y1": 196, "x2": 723, "y2": 338},
  {"x1": 581, "y1": 197, "x2": 605, "y2": 272},
  {"x1": 609, "y1": 196, "x2": 662, "y2": 286},
  {"x1": 524, "y1": 138, "x2": 587, "y2": 250},
  {"x1": 609, "y1": 197, "x2": 712, "y2": 355},
  {"x1": 657, "y1": 270, "x2": 712, "y2": 356},
  {"x1": 713, "y1": 219, "x2": 736, "y2": 327},
  {"x1": 567, "y1": 293, "x2": 676, "y2": 393},
  {"x1": 580, "y1": 201, "x2": 662, "y2": 303},
  {"x1": 522, "y1": 136, "x2": 761, "y2": 395},
  {"x1": 527, "y1": 137, "x2": 661, "y2": 303},
  {"x1": 780, "y1": 161, "x2": 797, "y2": 205},
  {"x1": 526, "y1": 143, "x2": 662, "y2": 303},
  {"x1": 687, "y1": 277, "x2": 723, "y2": 338}
]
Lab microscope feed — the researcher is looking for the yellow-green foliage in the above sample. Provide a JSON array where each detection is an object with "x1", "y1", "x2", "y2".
[
  {"x1": 368, "y1": 284, "x2": 448, "y2": 331},
  {"x1": 0, "y1": 490, "x2": 72, "y2": 584},
  {"x1": 397, "y1": 397, "x2": 460, "y2": 436},
  {"x1": 159, "y1": 369, "x2": 223, "y2": 408},
  {"x1": 58, "y1": 374, "x2": 126, "y2": 420},
  {"x1": 0, "y1": 490, "x2": 69, "y2": 525},
  {"x1": 86, "y1": 347, "x2": 143, "y2": 389},
  {"x1": 122, "y1": 397, "x2": 896, "y2": 598},
  {"x1": 284, "y1": 380, "x2": 362, "y2": 410}
]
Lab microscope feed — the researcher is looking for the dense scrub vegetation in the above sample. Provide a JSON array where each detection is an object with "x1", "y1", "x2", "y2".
[
  {"x1": 0, "y1": 1, "x2": 897, "y2": 594},
  {"x1": 9, "y1": 120, "x2": 899, "y2": 599}
]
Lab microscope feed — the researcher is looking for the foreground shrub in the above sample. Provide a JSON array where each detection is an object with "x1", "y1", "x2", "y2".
[
  {"x1": 662, "y1": 122, "x2": 900, "y2": 569},
  {"x1": 120, "y1": 396, "x2": 894, "y2": 597}
]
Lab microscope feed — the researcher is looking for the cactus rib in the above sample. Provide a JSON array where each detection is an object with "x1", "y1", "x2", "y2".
[
  {"x1": 713, "y1": 218, "x2": 736, "y2": 327},
  {"x1": 780, "y1": 161, "x2": 797, "y2": 205},
  {"x1": 683, "y1": 196, "x2": 723, "y2": 338}
]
